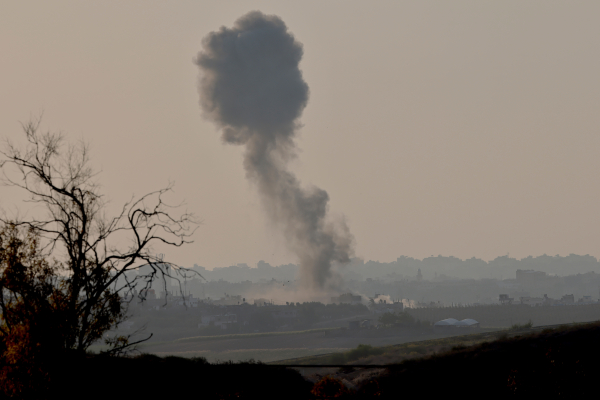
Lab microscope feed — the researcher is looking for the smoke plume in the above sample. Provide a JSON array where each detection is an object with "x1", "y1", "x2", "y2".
[{"x1": 195, "y1": 11, "x2": 353, "y2": 289}]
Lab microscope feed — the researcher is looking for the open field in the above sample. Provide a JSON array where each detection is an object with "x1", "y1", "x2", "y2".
[
  {"x1": 91, "y1": 305, "x2": 600, "y2": 364},
  {"x1": 124, "y1": 326, "x2": 497, "y2": 363},
  {"x1": 275, "y1": 325, "x2": 546, "y2": 366},
  {"x1": 272, "y1": 320, "x2": 596, "y2": 369}
]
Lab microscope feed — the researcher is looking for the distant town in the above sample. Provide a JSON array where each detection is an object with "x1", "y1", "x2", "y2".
[
  {"x1": 125, "y1": 254, "x2": 600, "y2": 305},
  {"x1": 114, "y1": 254, "x2": 600, "y2": 345}
]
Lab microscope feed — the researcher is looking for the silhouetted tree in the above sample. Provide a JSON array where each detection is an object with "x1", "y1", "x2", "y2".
[{"x1": 0, "y1": 118, "x2": 198, "y2": 357}]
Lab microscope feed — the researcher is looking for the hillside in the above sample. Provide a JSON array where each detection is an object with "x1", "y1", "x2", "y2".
[
  {"x1": 274, "y1": 326, "x2": 513, "y2": 366},
  {"x1": 305, "y1": 321, "x2": 600, "y2": 398},
  {"x1": 27, "y1": 321, "x2": 600, "y2": 399},
  {"x1": 127, "y1": 325, "x2": 467, "y2": 363}
]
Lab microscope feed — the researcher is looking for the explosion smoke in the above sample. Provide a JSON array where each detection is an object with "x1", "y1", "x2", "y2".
[{"x1": 195, "y1": 11, "x2": 353, "y2": 289}]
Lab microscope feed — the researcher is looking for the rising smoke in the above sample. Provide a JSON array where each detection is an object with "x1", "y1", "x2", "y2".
[{"x1": 195, "y1": 11, "x2": 353, "y2": 289}]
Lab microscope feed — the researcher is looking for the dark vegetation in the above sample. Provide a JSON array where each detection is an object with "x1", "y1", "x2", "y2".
[
  {"x1": 7, "y1": 353, "x2": 312, "y2": 400},
  {"x1": 278, "y1": 327, "x2": 503, "y2": 366},
  {"x1": 293, "y1": 322, "x2": 600, "y2": 398},
  {"x1": 31, "y1": 321, "x2": 600, "y2": 399},
  {"x1": 361, "y1": 322, "x2": 600, "y2": 398},
  {"x1": 509, "y1": 319, "x2": 533, "y2": 331},
  {"x1": 0, "y1": 121, "x2": 197, "y2": 396},
  {"x1": 330, "y1": 344, "x2": 385, "y2": 364}
]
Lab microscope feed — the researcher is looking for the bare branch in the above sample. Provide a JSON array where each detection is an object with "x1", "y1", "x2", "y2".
[{"x1": 0, "y1": 119, "x2": 199, "y2": 354}]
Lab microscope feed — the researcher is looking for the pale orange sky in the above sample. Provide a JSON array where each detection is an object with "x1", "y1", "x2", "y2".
[{"x1": 1, "y1": 1, "x2": 599, "y2": 269}]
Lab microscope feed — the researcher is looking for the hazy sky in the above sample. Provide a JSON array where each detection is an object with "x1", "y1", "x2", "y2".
[{"x1": 2, "y1": 1, "x2": 599, "y2": 270}]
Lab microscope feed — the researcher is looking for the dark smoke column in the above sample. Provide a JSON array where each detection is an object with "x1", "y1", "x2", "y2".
[{"x1": 195, "y1": 11, "x2": 353, "y2": 289}]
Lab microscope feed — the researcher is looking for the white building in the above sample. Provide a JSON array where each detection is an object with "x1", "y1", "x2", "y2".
[{"x1": 519, "y1": 296, "x2": 545, "y2": 307}]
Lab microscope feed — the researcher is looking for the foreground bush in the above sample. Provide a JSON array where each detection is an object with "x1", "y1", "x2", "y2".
[
  {"x1": 330, "y1": 344, "x2": 385, "y2": 364},
  {"x1": 35, "y1": 354, "x2": 311, "y2": 400}
]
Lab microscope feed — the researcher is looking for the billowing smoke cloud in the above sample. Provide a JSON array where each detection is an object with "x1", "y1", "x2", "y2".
[{"x1": 195, "y1": 11, "x2": 353, "y2": 289}]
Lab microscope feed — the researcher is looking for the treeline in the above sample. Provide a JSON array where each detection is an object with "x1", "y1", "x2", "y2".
[
  {"x1": 347, "y1": 254, "x2": 600, "y2": 280},
  {"x1": 192, "y1": 261, "x2": 298, "y2": 283},
  {"x1": 187, "y1": 254, "x2": 600, "y2": 283}
]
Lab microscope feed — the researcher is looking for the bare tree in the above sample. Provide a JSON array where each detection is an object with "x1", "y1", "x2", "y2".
[{"x1": 0, "y1": 118, "x2": 198, "y2": 353}]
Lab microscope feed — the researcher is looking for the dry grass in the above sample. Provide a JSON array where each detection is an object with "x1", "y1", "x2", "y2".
[{"x1": 279, "y1": 326, "x2": 542, "y2": 365}]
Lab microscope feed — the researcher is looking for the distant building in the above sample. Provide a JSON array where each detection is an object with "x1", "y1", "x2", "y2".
[
  {"x1": 369, "y1": 300, "x2": 403, "y2": 314},
  {"x1": 254, "y1": 298, "x2": 271, "y2": 306},
  {"x1": 498, "y1": 280, "x2": 521, "y2": 290},
  {"x1": 560, "y1": 294, "x2": 575, "y2": 304},
  {"x1": 212, "y1": 294, "x2": 242, "y2": 306},
  {"x1": 178, "y1": 296, "x2": 198, "y2": 307},
  {"x1": 579, "y1": 295, "x2": 594, "y2": 304},
  {"x1": 542, "y1": 294, "x2": 556, "y2": 306},
  {"x1": 331, "y1": 293, "x2": 362, "y2": 304},
  {"x1": 499, "y1": 294, "x2": 514, "y2": 305},
  {"x1": 169, "y1": 293, "x2": 198, "y2": 307},
  {"x1": 519, "y1": 296, "x2": 544, "y2": 307}
]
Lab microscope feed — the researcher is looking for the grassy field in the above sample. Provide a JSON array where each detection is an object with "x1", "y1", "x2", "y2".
[
  {"x1": 93, "y1": 326, "x2": 481, "y2": 363},
  {"x1": 92, "y1": 314, "x2": 600, "y2": 366},
  {"x1": 90, "y1": 327, "x2": 339, "y2": 353},
  {"x1": 272, "y1": 327, "x2": 505, "y2": 365},
  {"x1": 93, "y1": 326, "x2": 509, "y2": 363},
  {"x1": 270, "y1": 321, "x2": 592, "y2": 366}
]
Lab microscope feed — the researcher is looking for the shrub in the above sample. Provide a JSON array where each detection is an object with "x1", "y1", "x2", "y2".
[
  {"x1": 346, "y1": 344, "x2": 384, "y2": 362},
  {"x1": 378, "y1": 312, "x2": 416, "y2": 326},
  {"x1": 509, "y1": 320, "x2": 533, "y2": 331},
  {"x1": 311, "y1": 376, "x2": 351, "y2": 398}
]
